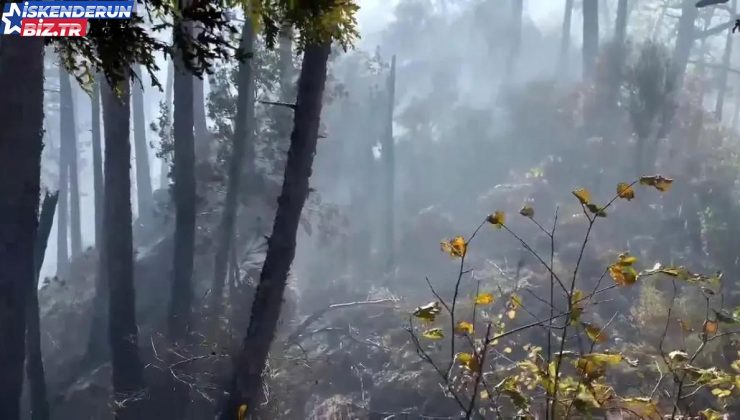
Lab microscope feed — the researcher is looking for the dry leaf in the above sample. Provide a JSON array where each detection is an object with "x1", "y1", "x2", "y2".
[
  {"x1": 413, "y1": 301, "x2": 442, "y2": 322},
  {"x1": 422, "y1": 328, "x2": 445, "y2": 340},
  {"x1": 487, "y1": 210, "x2": 506, "y2": 228},
  {"x1": 617, "y1": 182, "x2": 635, "y2": 200},
  {"x1": 440, "y1": 236, "x2": 466, "y2": 257},
  {"x1": 572, "y1": 188, "x2": 591, "y2": 205},
  {"x1": 639, "y1": 175, "x2": 673, "y2": 192},
  {"x1": 475, "y1": 292, "x2": 495, "y2": 305},
  {"x1": 455, "y1": 321, "x2": 474, "y2": 335},
  {"x1": 519, "y1": 205, "x2": 535, "y2": 218}
]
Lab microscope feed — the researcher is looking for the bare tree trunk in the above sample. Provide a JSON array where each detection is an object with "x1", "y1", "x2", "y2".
[
  {"x1": 506, "y1": 0, "x2": 523, "y2": 77},
  {"x1": 219, "y1": 42, "x2": 331, "y2": 419},
  {"x1": 382, "y1": 56, "x2": 396, "y2": 276},
  {"x1": 672, "y1": 0, "x2": 698, "y2": 89},
  {"x1": 715, "y1": 0, "x2": 737, "y2": 120},
  {"x1": 193, "y1": 74, "x2": 209, "y2": 157},
  {"x1": 557, "y1": 0, "x2": 574, "y2": 77},
  {"x1": 211, "y1": 20, "x2": 255, "y2": 314},
  {"x1": 85, "y1": 75, "x2": 109, "y2": 366},
  {"x1": 132, "y1": 65, "x2": 153, "y2": 225},
  {"x1": 26, "y1": 192, "x2": 58, "y2": 420},
  {"x1": 169, "y1": 19, "x2": 196, "y2": 343},
  {"x1": 274, "y1": 24, "x2": 296, "y2": 177},
  {"x1": 101, "y1": 74, "x2": 145, "y2": 419},
  {"x1": 56, "y1": 149, "x2": 69, "y2": 278},
  {"x1": 59, "y1": 65, "x2": 82, "y2": 259},
  {"x1": 0, "y1": 36, "x2": 44, "y2": 420},
  {"x1": 582, "y1": 0, "x2": 599, "y2": 81},
  {"x1": 615, "y1": 0, "x2": 628, "y2": 45}
]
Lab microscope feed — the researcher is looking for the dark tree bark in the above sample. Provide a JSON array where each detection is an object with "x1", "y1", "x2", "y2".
[
  {"x1": 59, "y1": 65, "x2": 82, "y2": 259},
  {"x1": 0, "y1": 36, "x2": 44, "y2": 420},
  {"x1": 101, "y1": 75, "x2": 145, "y2": 419},
  {"x1": 220, "y1": 42, "x2": 331, "y2": 419},
  {"x1": 86, "y1": 76, "x2": 108, "y2": 365},
  {"x1": 159, "y1": 58, "x2": 175, "y2": 190},
  {"x1": 26, "y1": 192, "x2": 58, "y2": 420},
  {"x1": 672, "y1": 0, "x2": 698, "y2": 88},
  {"x1": 211, "y1": 20, "x2": 256, "y2": 313},
  {"x1": 132, "y1": 65, "x2": 154, "y2": 225},
  {"x1": 582, "y1": 0, "x2": 599, "y2": 81},
  {"x1": 557, "y1": 0, "x2": 574, "y2": 77},
  {"x1": 506, "y1": 0, "x2": 524, "y2": 77},
  {"x1": 169, "y1": 20, "x2": 196, "y2": 343},
  {"x1": 382, "y1": 56, "x2": 396, "y2": 275},
  {"x1": 715, "y1": 0, "x2": 736, "y2": 120}
]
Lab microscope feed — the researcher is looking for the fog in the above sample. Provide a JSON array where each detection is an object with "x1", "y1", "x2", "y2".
[{"x1": 23, "y1": 0, "x2": 740, "y2": 418}]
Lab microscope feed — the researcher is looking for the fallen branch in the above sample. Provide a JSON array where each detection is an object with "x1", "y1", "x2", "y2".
[{"x1": 285, "y1": 298, "x2": 398, "y2": 346}]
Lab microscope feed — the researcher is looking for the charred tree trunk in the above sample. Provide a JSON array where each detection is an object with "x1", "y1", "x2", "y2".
[
  {"x1": 582, "y1": 0, "x2": 599, "y2": 81},
  {"x1": 382, "y1": 56, "x2": 396, "y2": 276},
  {"x1": 715, "y1": 0, "x2": 736, "y2": 120},
  {"x1": 26, "y1": 192, "x2": 58, "y2": 420},
  {"x1": 0, "y1": 36, "x2": 44, "y2": 420},
  {"x1": 169, "y1": 19, "x2": 196, "y2": 343},
  {"x1": 506, "y1": 0, "x2": 523, "y2": 78},
  {"x1": 558, "y1": 0, "x2": 574, "y2": 77},
  {"x1": 132, "y1": 65, "x2": 154, "y2": 226},
  {"x1": 101, "y1": 74, "x2": 145, "y2": 419},
  {"x1": 615, "y1": 0, "x2": 628, "y2": 46},
  {"x1": 85, "y1": 75, "x2": 109, "y2": 365},
  {"x1": 672, "y1": 0, "x2": 698, "y2": 90},
  {"x1": 211, "y1": 21, "x2": 255, "y2": 314},
  {"x1": 219, "y1": 42, "x2": 332, "y2": 419},
  {"x1": 59, "y1": 65, "x2": 82, "y2": 259}
]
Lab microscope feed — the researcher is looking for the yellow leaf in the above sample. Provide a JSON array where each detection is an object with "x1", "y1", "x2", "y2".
[
  {"x1": 238, "y1": 404, "x2": 248, "y2": 420},
  {"x1": 701, "y1": 409, "x2": 726, "y2": 420},
  {"x1": 422, "y1": 328, "x2": 445, "y2": 340},
  {"x1": 617, "y1": 182, "x2": 635, "y2": 200},
  {"x1": 503, "y1": 347, "x2": 512, "y2": 354},
  {"x1": 581, "y1": 352, "x2": 623, "y2": 365},
  {"x1": 731, "y1": 360, "x2": 740, "y2": 372},
  {"x1": 619, "y1": 398, "x2": 661, "y2": 420},
  {"x1": 711, "y1": 388, "x2": 732, "y2": 398},
  {"x1": 456, "y1": 352, "x2": 480, "y2": 371},
  {"x1": 519, "y1": 205, "x2": 535, "y2": 218},
  {"x1": 609, "y1": 263, "x2": 638, "y2": 286},
  {"x1": 412, "y1": 301, "x2": 442, "y2": 322},
  {"x1": 703, "y1": 319, "x2": 719, "y2": 336},
  {"x1": 617, "y1": 252, "x2": 637, "y2": 266},
  {"x1": 583, "y1": 322, "x2": 607, "y2": 343},
  {"x1": 480, "y1": 389, "x2": 490, "y2": 400},
  {"x1": 572, "y1": 188, "x2": 591, "y2": 205},
  {"x1": 639, "y1": 175, "x2": 673, "y2": 192},
  {"x1": 487, "y1": 210, "x2": 505, "y2": 228},
  {"x1": 440, "y1": 236, "x2": 466, "y2": 258},
  {"x1": 508, "y1": 293, "x2": 522, "y2": 309},
  {"x1": 455, "y1": 321, "x2": 474, "y2": 335},
  {"x1": 475, "y1": 292, "x2": 495, "y2": 305}
]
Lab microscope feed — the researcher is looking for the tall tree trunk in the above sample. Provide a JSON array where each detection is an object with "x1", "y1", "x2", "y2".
[
  {"x1": 101, "y1": 74, "x2": 145, "y2": 419},
  {"x1": 715, "y1": 0, "x2": 737, "y2": 120},
  {"x1": 59, "y1": 65, "x2": 82, "y2": 258},
  {"x1": 582, "y1": 0, "x2": 599, "y2": 81},
  {"x1": 0, "y1": 36, "x2": 44, "y2": 420},
  {"x1": 92, "y1": 76, "x2": 104, "y2": 248},
  {"x1": 615, "y1": 0, "x2": 628, "y2": 46},
  {"x1": 382, "y1": 56, "x2": 396, "y2": 276},
  {"x1": 219, "y1": 41, "x2": 331, "y2": 419},
  {"x1": 506, "y1": 0, "x2": 523, "y2": 77},
  {"x1": 85, "y1": 76, "x2": 108, "y2": 365},
  {"x1": 672, "y1": 0, "x2": 698, "y2": 89},
  {"x1": 160, "y1": 59, "x2": 175, "y2": 190},
  {"x1": 132, "y1": 65, "x2": 154, "y2": 225},
  {"x1": 211, "y1": 21, "x2": 256, "y2": 314},
  {"x1": 274, "y1": 24, "x2": 296, "y2": 177},
  {"x1": 26, "y1": 192, "x2": 58, "y2": 420},
  {"x1": 557, "y1": 0, "x2": 574, "y2": 77},
  {"x1": 169, "y1": 19, "x2": 196, "y2": 343},
  {"x1": 193, "y1": 74, "x2": 209, "y2": 156},
  {"x1": 56, "y1": 149, "x2": 69, "y2": 278}
]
